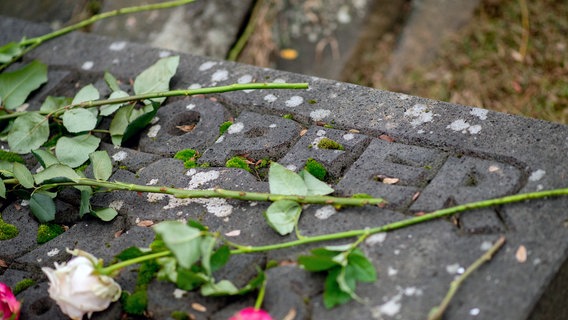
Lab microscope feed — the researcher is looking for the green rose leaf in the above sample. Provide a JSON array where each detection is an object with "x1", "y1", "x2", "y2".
[
  {"x1": 100, "y1": 90, "x2": 129, "y2": 116},
  {"x1": 323, "y1": 267, "x2": 353, "y2": 308},
  {"x1": 0, "y1": 42, "x2": 23, "y2": 63},
  {"x1": 92, "y1": 207, "x2": 118, "y2": 221},
  {"x1": 30, "y1": 192, "x2": 56, "y2": 223},
  {"x1": 12, "y1": 162, "x2": 34, "y2": 188},
  {"x1": 62, "y1": 108, "x2": 98, "y2": 133},
  {"x1": 40, "y1": 96, "x2": 72, "y2": 113},
  {"x1": 55, "y1": 134, "x2": 101, "y2": 168},
  {"x1": 200, "y1": 280, "x2": 239, "y2": 296},
  {"x1": 109, "y1": 103, "x2": 133, "y2": 145},
  {"x1": 263, "y1": 200, "x2": 302, "y2": 236},
  {"x1": 75, "y1": 185, "x2": 92, "y2": 218},
  {"x1": 210, "y1": 245, "x2": 231, "y2": 273},
  {"x1": 200, "y1": 236, "x2": 216, "y2": 276},
  {"x1": 298, "y1": 249, "x2": 342, "y2": 272},
  {"x1": 7, "y1": 112, "x2": 49, "y2": 154},
  {"x1": 89, "y1": 150, "x2": 112, "y2": 181},
  {"x1": 0, "y1": 60, "x2": 47, "y2": 110},
  {"x1": 32, "y1": 149, "x2": 59, "y2": 168},
  {"x1": 299, "y1": 170, "x2": 334, "y2": 195},
  {"x1": 176, "y1": 268, "x2": 208, "y2": 291},
  {"x1": 34, "y1": 164, "x2": 80, "y2": 185},
  {"x1": 122, "y1": 102, "x2": 159, "y2": 144},
  {"x1": 134, "y1": 55, "x2": 179, "y2": 105},
  {"x1": 0, "y1": 179, "x2": 6, "y2": 198},
  {"x1": 348, "y1": 249, "x2": 377, "y2": 282},
  {"x1": 156, "y1": 256, "x2": 178, "y2": 283},
  {"x1": 104, "y1": 71, "x2": 121, "y2": 92},
  {"x1": 153, "y1": 221, "x2": 202, "y2": 269},
  {"x1": 268, "y1": 162, "x2": 307, "y2": 195},
  {"x1": 71, "y1": 84, "x2": 100, "y2": 104}
]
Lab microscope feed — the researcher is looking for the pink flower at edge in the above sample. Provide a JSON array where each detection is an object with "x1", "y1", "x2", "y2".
[
  {"x1": 229, "y1": 307, "x2": 273, "y2": 320},
  {"x1": 0, "y1": 282, "x2": 21, "y2": 320}
]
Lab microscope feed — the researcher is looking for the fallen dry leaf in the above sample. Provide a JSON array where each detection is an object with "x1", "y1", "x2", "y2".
[
  {"x1": 225, "y1": 230, "x2": 241, "y2": 237},
  {"x1": 516, "y1": 245, "x2": 527, "y2": 263},
  {"x1": 282, "y1": 308, "x2": 297, "y2": 320},
  {"x1": 379, "y1": 134, "x2": 396, "y2": 142},
  {"x1": 176, "y1": 124, "x2": 196, "y2": 132},
  {"x1": 348, "y1": 129, "x2": 360, "y2": 133},
  {"x1": 114, "y1": 229, "x2": 124, "y2": 238},
  {"x1": 137, "y1": 220, "x2": 155, "y2": 227},
  {"x1": 299, "y1": 129, "x2": 308, "y2": 136},
  {"x1": 0, "y1": 259, "x2": 8, "y2": 268},
  {"x1": 191, "y1": 303, "x2": 207, "y2": 312},
  {"x1": 382, "y1": 177, "x2": 400, "y2": 185},
  {"x1": 412, "y1": 191, "x2": 421, "y2": 201}
]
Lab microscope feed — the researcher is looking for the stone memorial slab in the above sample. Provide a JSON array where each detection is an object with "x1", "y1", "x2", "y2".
[{"x1": 1, "y1": 16, "x2": 568, "y2": 320}]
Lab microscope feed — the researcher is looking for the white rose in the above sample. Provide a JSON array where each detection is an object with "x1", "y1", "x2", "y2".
[{"x1": 42, "y1": 250, "x2": 121, "y2": 320}]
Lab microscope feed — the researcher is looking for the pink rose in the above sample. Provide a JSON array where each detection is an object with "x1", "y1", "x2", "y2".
[
  {"x1": 229, "y1": 307, "x2": 273, "y2": 320},
  {"x1": 0, "y1": 282, "x2": 21, "y2": 320}
]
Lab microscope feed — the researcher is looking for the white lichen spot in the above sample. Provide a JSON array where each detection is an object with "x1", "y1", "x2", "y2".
[
  {"x1": 480, "y1": 241, "x2": 493, "y2": 251},
  {"x1": 273, "y1": 78, "x2": 286, "y2": 83},
  {"x1": 404, "y1": 287, "x2": 422, "y2": 296},
  {"x1": 315, "y1": 130, "x2": 326, "y2": 138},
  {"x1": 225, "y1": 230, "x2": 241, "y2": 237},
  {"x1": 343, "y1": 133, "x2": 354, "y2": 141},
  {"x1": 215, "y1": 135, "x2": 225, "y2": 143},
  {"x1": 109, "y1": 41, "x2": 127, "y2": 51},
  {"x1": 285, "y1": 96, "x2": 304, "y2": 107},
  {"x1": 188, "y1": 171, "x2": 220, "y2": 189},
  {"x1": 269, "y1": 123, "x2": 277, "y2": 128},
  {"x1": 188, "y1": 83, "x2": 202, "y2": 89},
  {"x1": 405, "y1": 104, "x2": 433, "y2": 127},
  {"x1": 488, "y1": 165, "x2": 500, "y2": 173},
  {"x1": 47, "y1": 248, "x2": 60, "y2": 257},
  {"x1": 264, "y1": 94, "x2": 277, "y2": 102},
  {"x1": 468, "y1": 125, "x2": 482, "y2": 134},
  {"x1": 315, "y1": 205, "x2": 336, "y2": 220},
  {"x1": 204, "y1": 198, "x2": 233, "y2": 217},
  {"x1": 238, "y1": 74, "x2": 253, "y2": 84},
  {"x1": 457, "y1": 267, "x2": 465, "y2": 274},
  {"x1": 199, "y1": 61, "x2": 217, "y2": 71},
  {"x1": 109, "y1": 200, "x2": 123, "y2": 211},
  {"x1": 447, "y1": 119, "x2": 482, "y2": 134},
  {"x1": 446, "y1": 263, "x2": 461, "y2": 274},
  {"x1": 337, "y1": 5, "x2": 351, "y2": 23},
  {"x1": 112, "y1": 58, "x2": 120, "y2": 65},
  {"x1": 470, "y1": 108, "x2": 488, "y2": 120},
  {"x1": 310, "y1": 109, "x2": 331, "y2": 121},
  {"x1": 147, "y1": 192, "x2": 166, "y2": 203},
  {"x1": 186, "y1": 169, "x2": 197, "y2": 176},
  {"x1": 228, "y1": 122, "x2": 244, "y2": 134},
  {"x1": 211, "y1": 69, "x2": 229, "y2": 82},
  {"x1": 529, "y1": 169, "x2": 546, "y2": 182},
  {"x1": 469, "y1": 308, "x2": 481, "y2": 316},
  {"x1": 387, "y1": 267, "x2": 398, "y2": 276},
  {"x1": 285, "y1": 164, "x2": 297, "y2": 171},
  {"x1": 81, "y1": 61, "x2": 94, "y2": 70},
  {"x1": 147, "y1": 124, "x2": 161, "y2": 138},
  {"x1": 365, "y1": 233, "x2": 387, "y2": 245},
  {"x1": 376, "y1": 294, "x2": 402, "y2": 317},
  {"x1": 173, "y1": 289, "x2": 186, "y2": 299},
  {"x1": 147, "y1": 179, "x2": 159, "y2": 186},
  {"x1": 159, "y1": 51, "x2": 171, "y2": 58},
  {"x1": 112, "y1": 151, "x2": 128, "y2": 162},
  {"x1": 398, "y1": 93, "x2": 411, "y2": 100},
  {"x1": 186, "y1": 103, "x2": 196, "y2": 110}
]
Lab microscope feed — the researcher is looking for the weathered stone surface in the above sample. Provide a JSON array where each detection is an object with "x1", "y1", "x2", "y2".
[{"x1": 2, "y1": 16, "x2": 568, "y2": 320}]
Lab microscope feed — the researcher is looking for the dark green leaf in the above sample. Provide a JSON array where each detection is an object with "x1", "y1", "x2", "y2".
[
  {"x1": 34, "y1": 163, "x2": 80, "y2": 185},
  {"x1": 336, "y1": 265, "x2": 358, "y2": 298},
  {"x1": 62, "y1": 108, "x2": 98, "y2": 133},
  {"x1": 298, "y1": 254, "x2": 340, "y2": 272},
  {"x1": 89, "y1": 150, "x2": 112, "y2": 181},
  {"x1": 236, "y1": 268, "x2": 266, "y2": 295},
  {"x1": 55, "y1": 134, "x2": 101, "y2": 168},
  {"x1": 104, "y1": 71, "x2": 121, "y2": 92},
  {"x1": 0, "y1": 179, "x2": 5, "y2": 198},
  {"x1": 263, "y1": 200, "x2": 302, "y2": 235},
  {"x1": 0, "y1": 42, "x2": 23, "y2": 63},
  {"x1": 348, "y1": 250, "x2": 376, "y2": 283},
  {"x1": 40, "y1": 96, "x2": 72, "y2": 113},
  {"x1": 29, "y1": 192, "x2": 56, "y2": 223},
  {"x1": 109, "y1": 103, "x2": 133, "y2": 145},
  {"x1": 156, "y1": 256, "x2": 178, "y2": 283},
  {"x1": 115, "y1": 247, "x2": 146, "y2": 261},
  {"x1": 0, "y1": 60, "x2": 47, "y2": 110},
  {"x1": 153, "y1": 221, "x2": 202, "y2": 269},
  {"x1": 7, "y1": 112, "x2": 49, "y2": 154},
  {"x1": 12, "y1": 162, "x2": 34, "y2": 188},
  {"x1": 92, "y1": 207, "x2": 118, "y2": 221},
  {"x1": 300, "y1": 170, "x2": 334, "y2": 195},
  {"x1": 75, "y1": 185, "x2": 92, "y2": 218},
  {"x1": 187, "y1": 220, "x2": 208, "y2": 231},
  {"x1": 133, "y1": 56, "x2": 179, "y2": 105},
  {"x1": 176, "y1": 268, "x2": 208, "y2": 291},
  {"x1": 121, "y1": 102, "x2": 159, "y2": 144},
  {"x1": 268, "y1": 162, "x2": 307, "y2": 195},
  {"x1": 31, "y1": 149, "x2": 59, "y2": 168},
  {"x1": 71, "y1": 84, "x2": 100, "y2": 104},
  {"x1": 323, "y1": 267, "x2": 353, "y2": 308},
  {"x1": 210, "y1": 245, "x2": 231, "y2": 273}
]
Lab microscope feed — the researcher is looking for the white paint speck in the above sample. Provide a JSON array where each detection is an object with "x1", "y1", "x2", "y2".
[
  {"x1": 199, "y1": 61, "x2": 217, "y2": 71},
  {"x1": 285, "y1": 96, "x2": 304, "y2": 107},
  {"x1": 188, "y1": 83, "x2": 202, "y2": 89},
  {"x1": 377, "y1": 294, "x2": 402, "y2": 317},
  {"x1": 147, "y1": 124, "x2": 161, "y2": 138},
  {"x1": 81, "y1": 61, "x2": 94, "y2": 70},
  {"x1": 470, "y1": 108, "x2": 488, "y2": 120},
  {"x1": 147, "y1": 192, "x2": 166, "y2": 203},
  {"x1": 387, "y1": 267, "x2": 398, "y2": 276},
  {"x1": 264, "y1": 94, "x2": 277, "y2": 102},
  {"x1": 225, "y1": 230, "x2": 241, "y2": 237},
  {"x1": 529, "y1": 169, "x2": 546, "y2": 181},
  {"x1": 211, "y1": 69, "x2": 229, "y2": 82},
  {"x1": 447, "y1": 119, "x2": 482, "y2": 134},
  {"x1": 228, "y1": 122, "x2": 244, "y2": 134},
  {"x1": 186, "y1": 103, "x2": 196, "y2": 110},
  {"x1": 457, "y1": 267, "x2": 465, "y2": 274},
  {"x1": 47, "y1": 248, "x2": 60, "y2": 257},
  {"x1": 159, "y1": 51, "x2": 171, "y2": 58},
  {"x1": 446, "y1": 263, "x2": 461, "y2": 274},
  {"x1": 366, "y1": 233, "x2": 387, "y2": 245},
  {"x1": 238, "y1": 74, "x2": 253, "y2": 84},
  {"x1": 112, "y1": 151, "x2": 128, "y2": 162},
  {"x1": 269, "y1": 123, "x2": 277, "y2": 128},
  {"x1": 109, "y1": 41, "x2": 127, "y2": 51},
  {"x1": 480, "y1": 241, "x2": 493, "y2": 251},
  {"x1": 315, "y1": 205, "x2": 336, "y2": 219},
  {"x1": 405, "y1": 104, "x2": 433, "y2": 127},
  {"x1": 343, "y1": 133, "x2": 354, "y2": 141},
  {"x1": 109, "y1": 200, "x2": 123, "y2": 211},
  {"x1": 173, "y1": 289, "x2": 186, "y2": 299},
  {"x1": 394, "y1": 249, "x2": 400, "y2": 255},
  {"x1": 309, "y1": 109, "x2": 331, "y2": 121},
  {"x1": 469, "y1": 308, "x2": 480, "y2": 316},
  {"x1": 316, "y1": 130, "x2": 326, "y2": 137},
  {"x1": 147, "y1": 179, "x2": 159, "y2": 186}
]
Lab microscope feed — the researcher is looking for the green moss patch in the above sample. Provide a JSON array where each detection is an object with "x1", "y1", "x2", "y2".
[
  {"x1": 226, "y1": 156, "x2": 252, "y2": 173},
  {"x1": 37, "y1": 223, "x2": 65, "y2": 244},
  {"x1": 174, "y1": 149, "x2": 201, "y2": 168},
  {"x1": 219, "y1": 121, "x2": 233, "y2": 135},
  {"x1": 0, "y1": 219, "x2": 19, "y2": 240},
  {"x1": 305, "y1": 158, "x2": 327, "y2": 181},
  {"x1": 14, "y1": 278, "x2": 36, "y2": 295},
  {"x1": 317, "y1": 138, "x2": 344, "y2": 150}
]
